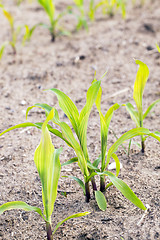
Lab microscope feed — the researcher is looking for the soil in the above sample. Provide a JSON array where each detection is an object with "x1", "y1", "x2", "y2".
[{"x1": 0, "y1": 0, "x2": 160, "y2": 239}]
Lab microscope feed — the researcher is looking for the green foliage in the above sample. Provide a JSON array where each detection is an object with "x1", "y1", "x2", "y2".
[
  {"x1": 37, "y1": 0, "x2": 70, "y2": 41},
  {"x1": 22, "y1": 24, "x2": 40, "y2": 46},
  {"x1": 95, "y1": 191, "x2": 107, "y2": 211},
  {"x1": 0, "y1": 109, "x2": 90, "y2": 239},
  {"x1": 125, "y1": 60, "x2": 160, "y2": 152},
  {"x1": 97, "y1": 0, "x2": 126, "y2": 18},
  {"x1": 0, "y1": 42, "x2": 7, "y2": 59},
  {"x1": 0, "y1": 6, "x2": 38, "y2": 55},
  {"x1": 71, "y1": 0, "x2": 88, "y2": 31},
  {"x1": 1, "y1": 71, "x2": 159, "y2": 212},
  {"x1": 24, "y1": 81, "x2": 152, "y2": 210},
  {"x1": 156, "y1": 43, "x2": 160, "y2": 53},
  {"x1": 2, "y1": 8, "x2": 20, "y2": 54}
]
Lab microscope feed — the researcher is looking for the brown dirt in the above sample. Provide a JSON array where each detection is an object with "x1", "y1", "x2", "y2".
[{"x1": 0, "y1": 0, "x2": 160, "y2": 239}]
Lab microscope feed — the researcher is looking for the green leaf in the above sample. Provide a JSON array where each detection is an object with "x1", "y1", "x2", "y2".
[
  {"x1": 93, "y1": 155, "x2": 101, "y2": 168},
  {"x1": 143, "y1": 99, "x2": 160, "y2": 119},
  {"x1": 0, "y1": 201, "x2": 46, "y2": 221},
  {"x1": 86, "y1": 172, "x2": 98, "y2": 182},
  {"x1": 0, "y1": 122, "x2": 38, "y2": 137},
  {"x1": 3, "y1": 9, "x2": 14, "y2": 29},
  {"x1": 133, "y1": 60, "x2": 149, "y2": 113},
  {"x1": 51, "y1": 109, "x2": 89, "y2": 178},
  {"x1": 61, "y1": 157, "x2": 78, "y2": 166},
  {"x1": 87, "y1": 161, "x2": 99, "y2": 171},
  {"x1": 38, "y1": 0, "x2": 55, "y2": 25},
  {"x1": 111, "y1": 153, "x2": 120, "y2": 177},
  {"x1": 63, "y1": 176, "x2": 85, "y2": 195},
  {"x1": 149, "y1": 132, "x2": 160, "y2": 142},
  {"x1": 101, "y1": 171, "x2": 146, "y2": 210},
  {"x1": 79, "y1": 81, "x2": 101, "y2": 122},
  {"x1": 26, "y1": 103, "x2": 52, "y2": 119},
  {"x1": 0, "y1": 42, "x2": 7, "y2": 60},
  {"x1": 96, "y1": 83, "x2": 120, "y2": 171},
  {"x1": 95, "y1": 191, "x2": 107, "y2": 211},
  {"x1": 156, "y1": 43, "x2": 160, "y2": 53},
  {"x1": 53, "y1": 211, "x2": 90, "y2": 234},
  {"x1": 49, "y1": 88, "x2": 79, "y2": 135},
  {"x1": 125, "y1": 102, "x2": 139, "y2": 127},
  {"x1": 34, "y1": 109, "x2": 62, "y2": 220},
  {"x1": 106, "y1": 128, "x2": 150, "y2": 168},
  {"x1": 78, "y1": 81, "x2": 101, "y2": 159}
]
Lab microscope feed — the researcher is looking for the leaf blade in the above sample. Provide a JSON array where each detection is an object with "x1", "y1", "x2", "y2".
[
  {"x1": 0, "y1": 201, "x2": 46, "y2": 221},
  {"x1": 53, "y1": 211, "x2": 90, "y2": 235},
  {"x1": 95, "y1": 191, "x2": 107, "y2": 211}
]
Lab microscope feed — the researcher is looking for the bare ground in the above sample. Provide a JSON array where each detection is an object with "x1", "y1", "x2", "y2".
[{"x1": 0, "y1": 0, "x2": 160, "y2": 239}]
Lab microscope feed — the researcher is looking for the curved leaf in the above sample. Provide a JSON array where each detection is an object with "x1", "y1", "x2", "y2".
[
  {"x1": 26, "y1": 103, "x2": 52, "y2": 119},
  {"x1": 95, "y1": 191, "x2": 107, "y2": 211},
  {"x1": 62, "y1": 176, "x2": 85, "y2": 195},
  {"x1": 101, "y1": 171, "x2": 146, "y2": 210},
  {"x1": 53, "y1": 211, "x2": 90, "y2": 235},
  {"x1": 149, "y1": 132, "x2": 160, "y2": 142},
  {"x1": 0, "y1": 122, "x2": 37, "y2": 137},
  {"x1": 0, "y1": 201, "x2": 46, "y2": 221},
  {"x1": 133, "y1": 60, "x2": 149, "y2": 113},
  {"x1": 105, "y1": 128, "x2": 150, "y2": 168},
  {"x1": 49, "y1": 88, "x2": 79, "y2": 135},
  {"x1": 143, "y1": 99, "x2": 160, "y2": 119},
  {"x1": 111, "y1": 153, "x2": 120, "y2": 177},
  {"x1": 125, "y1": 102, "x2": 139, "y2": 127},
  {"x1": 61, "y1": 157, "x2": 78, "y2": 167}
]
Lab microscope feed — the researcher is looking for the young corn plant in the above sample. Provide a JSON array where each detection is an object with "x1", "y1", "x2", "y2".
[
  {"x1": 1, "y1": 8, "x2": 20, "y2": 54},
  {"x1": 22, "y1": 23, "x2": 40, "y2": 46},
  {"x1": 125, "y1": 60, "x2": 160, "y2": 153},
  {"x1": 72, "y1": 0, "x2": 88, "y2": 31},
  {"x1": 97, "y1": 0, "x2": 126, "y2": 18},
  {"x1": 0, "y1": 109, "x2": 90, "y2": 240},
  {"x1": 37, "y1": 0, "x2": 70, "y2": 41}
]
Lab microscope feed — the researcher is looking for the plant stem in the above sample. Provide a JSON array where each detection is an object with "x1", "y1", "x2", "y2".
[
  {"x1": 51, "y1": 33, "x2": 55, "y2": 42},
  {"x1": 91, "y1": 177, "x2": 97, "y2": 191},
  {"x1": 140, "y1": 119, "x2": 145, "y2": 153},
  {"x1": 85, "y1": 182, "x2": 90, "y2": 202},
  {"x1": 100, "y1": 175, "x2": 105, "y2": 192},
  {"x1": 141, "y1": 137, "x2": 145, "y2": 153},
  {"x1": 46, "y1": 222, "x2": 53, "y2": 240}
]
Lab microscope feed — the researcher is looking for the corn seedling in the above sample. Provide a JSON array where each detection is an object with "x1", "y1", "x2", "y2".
[
  {"x1": 125, "y1": 60, "x2": 160, "y2": 153},
  {"x1": 37, "y1": 0, "x2": 70, "y2": 41},
  {"x1": 97, "y1": 0, "x2": 126, "y2": 18},
  {"x1": 72, "y1": 0, "x2": 88, "y2": 30},
  {"x1": 1, "y1": 8, "x2": 21, "y2": 54},
  {"x1": 22, "y1": 23, "x2": 40, "y2": 46},
  {"x1": 88, "y1": 0, "x2": 100, "y2": 22},
  {"x1": 0, "y1": 109, "x2": 90, "y2": 240}
]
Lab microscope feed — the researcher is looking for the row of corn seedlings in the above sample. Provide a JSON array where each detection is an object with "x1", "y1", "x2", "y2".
[
  {"x1": 0, "y1": 59, "x2": 160, "y2": 239},
  {"x1": 0, "y1": 0, "x2": 147, "y2": 58}
]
